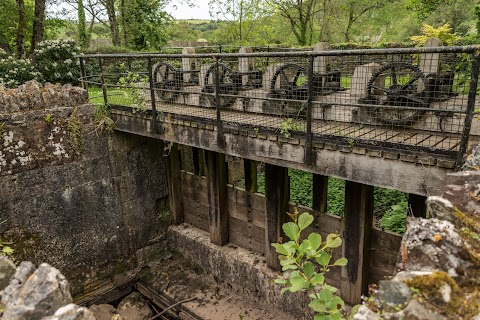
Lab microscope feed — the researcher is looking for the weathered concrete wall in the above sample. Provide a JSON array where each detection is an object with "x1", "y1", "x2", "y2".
[{"x1": 0, "y1": 82, "x2": 169, "y2": 299}]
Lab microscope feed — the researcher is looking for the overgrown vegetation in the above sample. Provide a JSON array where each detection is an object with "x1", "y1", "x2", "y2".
[
  {"x1": 0, "y1": 221, "x2": 14, "y2": 259},
  {"x1": 272, "y1": 209, "x2": 347, "y2": 320},
  {"x1": 255, "y1": 169, "x2": 408, "y2": 233}
]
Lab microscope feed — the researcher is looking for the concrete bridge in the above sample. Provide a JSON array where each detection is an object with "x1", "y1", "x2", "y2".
[{"x1": 79, "y1": 42, "x2": 480, "y2": 304}]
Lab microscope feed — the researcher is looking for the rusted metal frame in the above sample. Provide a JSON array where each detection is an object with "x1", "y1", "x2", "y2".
[
  {"x1": 99, "y1": 57, "x2": 108, "y2": 106},
  {"x1": 305, "y1": 56, "x2": 314, "y2": 165},
  {"x1": 147, "y1": 57, "x2": 158, "y2": 135},
  {"x1": 79, "y1": 56, "x2": 88, "y2": 96},
  {"x1": 456, "y1": 53, "x2": 480, "y2": 170},
  {"x1": 77, "y1": 45, "x2": 479, "y2": 59}
]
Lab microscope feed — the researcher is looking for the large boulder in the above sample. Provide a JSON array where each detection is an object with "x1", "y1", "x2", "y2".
[{"x1": 1, "y1": 262, "x2": 72, "y2": 319}]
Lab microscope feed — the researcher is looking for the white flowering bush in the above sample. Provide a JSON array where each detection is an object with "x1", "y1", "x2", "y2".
[
  {"x1": 0, "y1": 48, "x2": 8, "y2": 59},
  {"x1": 34, "y1": 39, "x2": 81, "y2": 85},
  {"x1": 0, "y1": 56, "x2": 44, "y2": 88}
]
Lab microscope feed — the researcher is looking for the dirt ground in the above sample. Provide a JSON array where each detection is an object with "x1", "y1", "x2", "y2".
[{"x1": 141, "y1": 256, "x2": 296, "y2": 320}]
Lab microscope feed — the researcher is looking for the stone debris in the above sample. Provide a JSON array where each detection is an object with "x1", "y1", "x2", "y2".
[
  {"x1": 1, "y1": 261, "x2": 72, "y2": 320},
  {"x1": 462, "y1": 144, "x2": 480, "y2": 171},
  {"x1": 40, "y1": 304, "x2": 96, "y2": 320},
  {"x1": 377, "y1": 280, "x2": 411, "y2": 308},
  {"x1": 0, "y1": 80, "x2": 87, "y2": 114},
  {"x1": 89, "y1": 292, "x2": 153, "y2": 320},
  {"x1": 0, "y1": 256, "x2": 16, "y2": 291}
]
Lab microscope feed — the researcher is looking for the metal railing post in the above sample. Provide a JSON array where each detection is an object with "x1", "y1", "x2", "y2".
[
  {"x1": 99, "y1": 57, "x2": 108, "y2": 106},
  {"x1": 79, "y1": 56, "x2": 88, "y2": 98},
  {"x1": 147, "y1": 57, "x2": 158, "y2": 135},
  {"x1": 214, "y1": 58, "x2": 224, "y2": 147},
  {"x1": 456, "y1": 53, "x2": 480, "y2": 170},
  {"x1": 305, "y1": 55, "x2": 314, "y2": 165}
]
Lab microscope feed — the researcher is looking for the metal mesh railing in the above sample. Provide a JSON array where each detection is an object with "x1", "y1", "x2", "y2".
[{"x1": 78, "y1": 45, "x2": 480, "y2": 167}]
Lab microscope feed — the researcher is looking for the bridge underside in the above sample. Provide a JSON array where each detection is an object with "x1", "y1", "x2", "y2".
[{"x1": 110, "y1": 104, "x2": 460, "y2": 196}]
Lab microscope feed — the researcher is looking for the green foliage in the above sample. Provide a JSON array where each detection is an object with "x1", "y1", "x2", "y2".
[
  {"x1": 280, "y1": 118, "x2": 303, "y2": 138},
  {"x1": 117, "y1": 71, "x2": 149, "y2": 112},
  {"x1": 272, "y1": 209, "x2": 346, "y2": 319},
  {"x1": 0, "y1": 221, "x2": 14, "y2": 258},
  {"x1": 77, "y1": 0, "x2": 91, "y2": 49},
  {"x1": 33, "y1": 39, "x2": 80, "y2": 85},
  {"x1": 0, "y1": 56, "x2": 43, "y2": 88},
  {"x1": 123, "y1": 0, "x2": 172, "y2": 50},
  {"x1": 44, "y1": 113, "x2": 54, "y2": 123},
  {"x1": 94, "y1": 103, "x2": 115, "y2": 134},
  {"x1": 379, "y1": 201, "x2": 408, "y2": 234},
  {"x1": 410, "y1": 23, "x2": 459, "y2": 46}
]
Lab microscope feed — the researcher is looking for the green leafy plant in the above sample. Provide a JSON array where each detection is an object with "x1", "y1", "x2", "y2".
[
  {"x1": 272, "y1": 209, "x2": 347, "y2": 320},
  {"x1": 379, "y1": 201, "x2": 408, "y2": 234},
  {"x1": 44, "y1": 113, "x2": 54, "y2": 123},
  {"x1": 117, "y1": 71, "x2": 149, "y2": 113},
  {"x1": 94, "y1": 103, "x2": 115, "y2": 134},
  {"x1": 0, "y1": 220, "x2": 14, "y2": 258},
  {"x1": 280, "y1": 118, "x2": 302, "y2": 138},
  {"x1": 33, "y1": 39, "x2": 80, "y2": 85}
]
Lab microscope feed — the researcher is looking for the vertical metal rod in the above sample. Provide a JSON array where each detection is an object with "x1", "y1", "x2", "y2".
[
  {"x1": 79, "y1": 56, "x2": 88, "y2": 97},
  {"x1": 99, "y1": 57, "x2": 108, "y2": 106},
  {"x1": 147, "y1": 57, "x2": 158, "y2": 135},
  {"x1": 305, "y1": 56, "x2": 314, "y2": 165},
  {"x1": 214, "y1": 58, "x2": 223, "y2": 146},
  {"x1": 456, "y1": 54, "x2": 480, "y2": 170}
]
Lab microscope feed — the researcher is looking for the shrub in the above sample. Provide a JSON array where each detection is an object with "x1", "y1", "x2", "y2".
[
  {"x1": 379, "y1": 201, "x2": 408, "y2": 234},
  {"x1": 34, "y1": 39, "x2": 81, "y2": 85},
  {"x1": 0, "y1": 48, "x2": 8, "y2": 59},
  {"x1": 0, "y1": 56, "x2": 44, "y2": 88}
]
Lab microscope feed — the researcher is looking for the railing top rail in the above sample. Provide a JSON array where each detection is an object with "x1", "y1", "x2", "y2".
[{"x1": 77, "y1": 45, "x2": 480, "y2": 59}]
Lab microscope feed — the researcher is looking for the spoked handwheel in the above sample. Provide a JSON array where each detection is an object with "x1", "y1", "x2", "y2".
[
  {"x1": 268, "y1": 64, "x2": 308, "y2": 115},
  {"x1": 153, "y1": 63, "x2": 181, "y2": 103},
  {"x1": 201, "y1": 62, "x2": 240, "y2": 108},
  {"x1": 366, "y1": 62, "x2": 428, "y2": 125}
]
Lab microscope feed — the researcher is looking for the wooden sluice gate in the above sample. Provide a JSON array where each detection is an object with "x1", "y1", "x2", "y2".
[{"x1": 78, "y1": 41, "x2": 480, "y2": 305}]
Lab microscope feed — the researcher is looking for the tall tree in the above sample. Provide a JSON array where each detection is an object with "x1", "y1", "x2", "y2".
[
  {"x1": 16, "y1": 0, "x2": 27, "y2": 58},
  {"x1": 267, "y1": 0, "x2": 321, "y2": 46},
  {"x1": 30, "y1": 0, "x2": 46, "y2": 54},
  {"x1": 77, "y1": 0, "x2": 90, "y2": 48},
  {"x1": 99, "y1": 0, "x2": 120, "y2": 46},
  {"x1": 340, "y1": 0, "x2": 387, "y2": 42},
  {"x1": 209, "y1": 0, "x2": 273, "y2": 45},
  {"x1": 120, "y1": 0, "x2": 128, "y2": 46}
]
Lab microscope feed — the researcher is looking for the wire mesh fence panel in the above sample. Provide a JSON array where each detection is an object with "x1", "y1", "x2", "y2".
[{"x1": 78, "y1": 45, "x2": 479, "y2": 163}]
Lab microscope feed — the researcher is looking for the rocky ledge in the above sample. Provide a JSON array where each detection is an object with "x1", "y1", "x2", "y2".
[
  {"x1": 0, "y1": 80, "x2": 87, "y2": 114},
  {"x1": 354, "y1": 171, "x2": 480, "y2": 320}
]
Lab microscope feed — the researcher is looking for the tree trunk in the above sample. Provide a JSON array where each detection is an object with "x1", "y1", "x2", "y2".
[
  {"x1": 16, "y1": 0, "x2": 26, "y2": 58},
  {"x1": 120, "y1": 0, "x2": 128, "y2": 47},
  {"x1": 31, "y1": 0, "x2": 46, "y2": 55},
  {"x1": 105, "y1": 0, "x2": 120, "y2": 46}
]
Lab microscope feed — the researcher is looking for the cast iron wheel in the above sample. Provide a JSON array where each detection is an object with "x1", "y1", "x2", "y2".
[
  {"x1": 153, "y1": 63, "x2": 182, "y2": 103},
  {"x1": 201, "y1": 62, "x2": 240, "y2": 108},
  {"x1": 269, "y1": 63, "x2": 308, "y2": 115},
  {"x1": 366, "y1": 62, "x2": 428, "y2": 125}
]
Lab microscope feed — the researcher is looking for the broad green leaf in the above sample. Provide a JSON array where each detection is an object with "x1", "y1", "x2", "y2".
[
  {"x1": 274, "y1": 279, "x2": 287, "y2": 285},
  {"x1": 328, "y1": 297, "x2": 344, "y2": 310},
  {"x1": 281, "y1": 287, "x2": 290, "y2": 294},
  {"x1": 283, "y1": 222, "x2": 300, "y2": 241},
  {"x1": 280, "y1": 258, "x2": 296, "y2": 266},
  {"x1": 311, "y1": 273, "x2": 325, "y2": 286},
  {"x1": 319, "y1": 287, "x2": 333, "y2": 302},
  {"x1": 297, "y1": 212, "x2": 314, "y2": 231},
  {"x1": 309, "y1": 299, "x2": 327, "y2": 313},
  {"x1": 324, "y1": 284, "x2": 338, "y2": 293},
  {"x1": 282, "y1": 264, "x2": 298, "y2": 271},
  {"x1": 314, "y1": 314, "x2": 328, "y2": 320},
  {"x1": 325, "y1": 234, "x2": 342, "y2": 248},
  {"x1": 303, "y1": 262, "x2": 315, "y2": 278},
  {"x1": 308, "y1": 233, "x2": 322, "y2": 250},
  {"x1": 333, "y1": 257, "x2": 348, "y2": 266},
  {"x1": 316, "y1": 251, "x2": 331, "y2": 267},
  {"x1": 289, "y1": 275, "x2": 308, "y2": 292},
  {"x1": 272, "y1": 243, "x2": 289, "y2": 256},
  {"x1": 330, "y1": 313, "x2": 341, "y2": 320},
  {"x1": 289, "y1": 270, "x2": 300, "y2": 278},
  {"x1": 298, "y1": 239, "x2": 311, "y2": 254}
]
